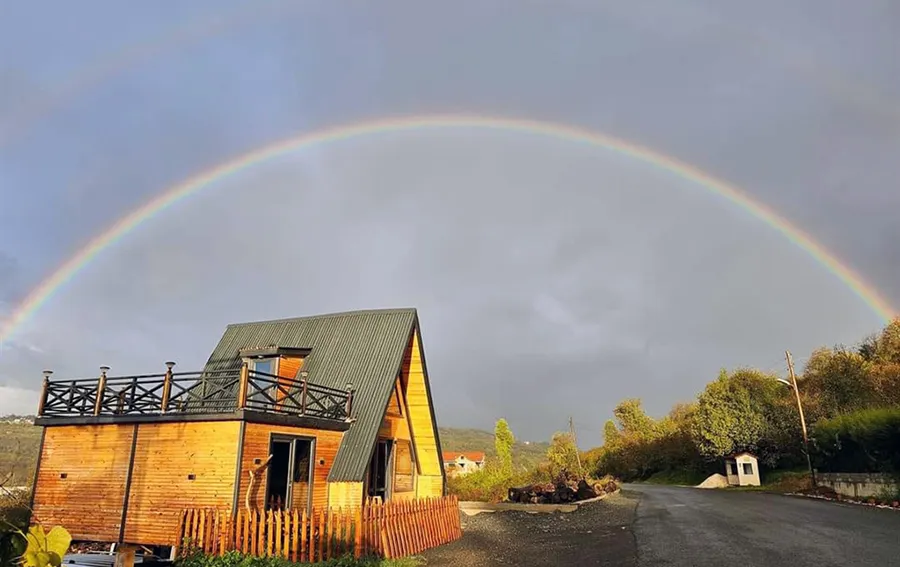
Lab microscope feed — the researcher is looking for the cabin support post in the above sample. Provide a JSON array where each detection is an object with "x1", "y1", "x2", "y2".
[
  {"x1": 161, "y1": 361, "x2": 175, "y2": 412},
  {"x1": 237, "y1": 362, "x2": 249, "y2": 409},
  {"x1": 95, "y1": 366, "x2": 109, "y2": 416},
  {"x1": 114, "y1": 543, "x2": 136, "y2": 567}
]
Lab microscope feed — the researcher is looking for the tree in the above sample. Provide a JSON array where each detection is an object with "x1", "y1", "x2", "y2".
[
  {"x1": 546, "y1": 431, "x2": 580, "y2": 475},
  {"x1": 613, "y1": 398, "x2": 655, "y2": 438},
  {"x1": 603, "y1": 420, "x2": 621, "y2": 447},
  {"x1": 802, "y1": 347, "x2": 875, "y2": 418},
  {"x1": 690, "y1": 368, "x2": 798, "y2": 467},
  {"x1": 493, "y1": 418, "x2": 515, "y2": 471}
]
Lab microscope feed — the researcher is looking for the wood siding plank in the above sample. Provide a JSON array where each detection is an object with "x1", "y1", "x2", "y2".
[
  {"x1": 31, "y1": 424, "x2": 134, "y2": 543},
  {"x1": 124, "y1": 421, "x2": 241, "y2": 545}
]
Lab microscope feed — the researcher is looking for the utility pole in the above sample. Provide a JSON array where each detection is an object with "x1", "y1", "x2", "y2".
[
  {"x1": 569, "y1": 416, "x2": 584, "y2": 478},
  {"x1": 786, "y1": 350, "x2": 817, "y2": 488}
]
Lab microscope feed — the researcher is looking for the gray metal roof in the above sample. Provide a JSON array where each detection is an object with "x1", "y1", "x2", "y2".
[{"x1": 202, "y1": 308, "x2": 421, "y2": 482}]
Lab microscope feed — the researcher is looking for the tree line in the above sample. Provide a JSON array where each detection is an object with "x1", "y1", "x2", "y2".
[{"x1": 588, "y1": 319, "x2": 900, "y2": 481}]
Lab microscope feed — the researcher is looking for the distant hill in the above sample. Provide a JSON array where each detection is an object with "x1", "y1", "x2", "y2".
[{"x1": 438, "y1": 427, "x2": 550, "y2": 469}]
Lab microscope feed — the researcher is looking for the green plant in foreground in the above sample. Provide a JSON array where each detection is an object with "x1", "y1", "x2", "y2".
[{"x1": 12, "y1": 524, "x2": 71, "y2": 567}]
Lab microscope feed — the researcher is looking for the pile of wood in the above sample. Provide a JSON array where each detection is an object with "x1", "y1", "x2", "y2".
[{"x1": 507, "y1": 472, "x2": 620, "y2": 504}]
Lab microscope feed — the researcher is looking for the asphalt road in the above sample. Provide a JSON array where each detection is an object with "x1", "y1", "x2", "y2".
[{"x1": 630, "y1": 484, "x2": 900, "y2": 567}]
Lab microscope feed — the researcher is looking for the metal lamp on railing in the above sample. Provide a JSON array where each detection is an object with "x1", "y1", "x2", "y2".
[
  {"x1": 298, "y1": 371, "x2": 309, "y2": 415},
  {"x1": 162, "y1": 361, "x2": 176, "y2": 413},
  {"x1": 345, "y1": 382, "x2": 355, "y2": 420},
  {"x1": 38, "y1": 370, "x2": 53, "y2": 416},
  {"x1": 95, "y1": 366, "x2": 110, "y2": 416}
]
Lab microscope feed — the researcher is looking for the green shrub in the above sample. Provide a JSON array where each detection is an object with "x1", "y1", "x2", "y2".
[
  {"x1": 1, "y1": 492, "x2": 31, "y2": 566},
  {"x1": 175, "y1": 551, "x2": 421, "y2": 567},
  {"x1": 446, "y1": 463, "x2": 553, "y2": 503},
  {"x1": 811, "y1": 407, "x2": 900, "y2": 474}
]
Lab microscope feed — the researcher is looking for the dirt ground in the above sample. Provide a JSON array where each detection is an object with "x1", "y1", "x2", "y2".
[{"x1": 421, "y1": 491, "x2": 639, "y2": 567}]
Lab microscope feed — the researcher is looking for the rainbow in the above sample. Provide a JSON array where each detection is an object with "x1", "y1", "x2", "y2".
[{"x1": 0, "y1": 114, "x2": 894, "y2": 344}]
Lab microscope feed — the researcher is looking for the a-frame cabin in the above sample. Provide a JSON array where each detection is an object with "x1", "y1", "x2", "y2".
[{"x1": 30, "y1": 308, "x2": 445, "y2": 550}]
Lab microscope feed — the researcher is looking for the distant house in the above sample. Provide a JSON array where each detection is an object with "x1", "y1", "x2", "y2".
[
  {"x1": 30, "y1": 308, "x2": 446, "y2": 555},
  {"x1": 442, "y1": 451, "x2": 486, "y2": 477},
  {"x1": 725, "y1": 452, "x2": 761, "y2": 486}
]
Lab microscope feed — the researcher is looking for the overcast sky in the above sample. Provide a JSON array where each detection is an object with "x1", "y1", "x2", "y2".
[{"x1": 1, "y1": 1, "x2": 898, "y2": 446}]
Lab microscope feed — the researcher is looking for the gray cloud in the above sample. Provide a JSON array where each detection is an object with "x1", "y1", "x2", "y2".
[
  {"x1": 3, "y1": 132, "x2": 882, "y2": 444},
  {"x1": 0, "y1": 1, "x2": 896, "y2": 444}
]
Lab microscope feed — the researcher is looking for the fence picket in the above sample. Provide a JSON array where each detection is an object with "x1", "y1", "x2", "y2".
[
  {"x1": 326, "y1": 507, "x2": 333, "y2": 559},
  {"x1": 301, "y1": 509, "x2": 309, "y2": 562},
  {"x1": 317, "y1": 508, "x2": 325, "y2": 561},
  {"x1": 275, "y1": 509, "x2": 282, "y2": 557},
  {"x1": 291, "y1": 510, "x2": 299, "y2": 561}
]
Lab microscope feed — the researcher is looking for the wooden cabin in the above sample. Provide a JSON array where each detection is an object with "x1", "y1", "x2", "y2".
[{"x1": 29, "y1": 308, "x2": 445, "y2": 551}]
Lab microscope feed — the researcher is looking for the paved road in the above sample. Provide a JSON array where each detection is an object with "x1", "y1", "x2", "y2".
[{"x1": 630, "y1": 484, "x2": 900, "y2": 567}]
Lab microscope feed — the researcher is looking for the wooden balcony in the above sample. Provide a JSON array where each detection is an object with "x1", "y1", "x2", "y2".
[{"x1": 34, "y1": 364, "x2": 355, "y2": 429}]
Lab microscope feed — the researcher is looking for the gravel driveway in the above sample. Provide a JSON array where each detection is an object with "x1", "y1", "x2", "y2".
[{"x1": 421, "y1": 491, "x2": 638, "y2": 566}]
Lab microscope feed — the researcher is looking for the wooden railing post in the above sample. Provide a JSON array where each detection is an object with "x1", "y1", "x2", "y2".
[
  {"x1": 37, "y1": 371, "x2": 52, "y2": 416},
  {"x1": 161, "y1": 361, "x2": 175, "y2": 412},
  {"x1": 94, "y1": 366, "x2": 109, "y2": 416},
  {"x1": 299, "y1": 371, "x2": 309, "y2": 415},
  {"x1": 237, "y1": 362, "x2": 249, "y2": 409},
  {"x1": 344, "y1": 383, "x2": 354, "y2": 419}
]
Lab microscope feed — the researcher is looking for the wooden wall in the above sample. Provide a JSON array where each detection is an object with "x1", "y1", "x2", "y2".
[
  {"x1": 32, "y1": 420, "x2": 353, "y2": 546},
  {"x1": 236, "y1": 423, "x2": 344, "y2": 512},
  {"x1": 401, "y1": 328, "x2": 445, "y2": 497},
  {"x1": 124, "y1": 421, "x2": 241, "y2": 545},
  {"x1": 31, "y1": 424, "x2": 134, "y2": 543},
  {"x1": 327, "y1": 481, "x2": 364, "y2": 509},
  {"x1": 376, "y1": 378, "x2": 417, "y2": 500}
]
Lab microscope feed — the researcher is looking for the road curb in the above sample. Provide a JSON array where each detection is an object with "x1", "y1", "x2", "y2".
[{"x1": 783, "y1": 491, "x2": 900, "y2": 511}]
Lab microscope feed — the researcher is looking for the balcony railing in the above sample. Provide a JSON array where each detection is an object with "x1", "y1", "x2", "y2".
[{"x1": 36, "y1": 364, "x2": 354, "y2": 422}]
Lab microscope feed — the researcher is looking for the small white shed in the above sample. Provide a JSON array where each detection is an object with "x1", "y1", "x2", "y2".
[{"x1": 725, "y1": 452, "x2": 761, "y2": 486}]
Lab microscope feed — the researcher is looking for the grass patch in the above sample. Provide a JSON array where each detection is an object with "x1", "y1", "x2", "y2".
[
  {"x1": 176, "y1": 551, "x2": 423, "y2": 567},
  {"x1": 724, "y1": 469, "x2": 813, "y2": 492},
  {"x1": 762, "y1": 469, "x2": 812, "y2": 492},
  {"x1": 0, "y1": 422, "x2": 41, "y2": 486},
  {"x1": 642, "y1": 469, "x2": 707, "y2": 486}
]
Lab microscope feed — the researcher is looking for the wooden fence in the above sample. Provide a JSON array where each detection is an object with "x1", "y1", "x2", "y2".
[{"x1": 176, "y1": 496, "x2": 461, "y2": 561}]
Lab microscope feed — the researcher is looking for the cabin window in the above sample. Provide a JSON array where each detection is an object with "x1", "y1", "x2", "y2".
[
  {"x1": 250, "y1": 357, "x2": 276, "y2": 376},
  {"x1": 367, "y1": 440, "x2": 393, "y2": 500},
  {"x1": 293, "y1": 439, "x2": 311, "y2": 483},
  {"x1": 742, "y1": 462, "x2": 753, "y2": 475},
  {"x1": 394, "y1": 440, "x2": 414, "y2": 493},
  {"x1": 729, "y1": 462, "x2": 738, "y2": 475},
  {"x1": 246, "y1": 357, "x2": 278, "y2": 405}
]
